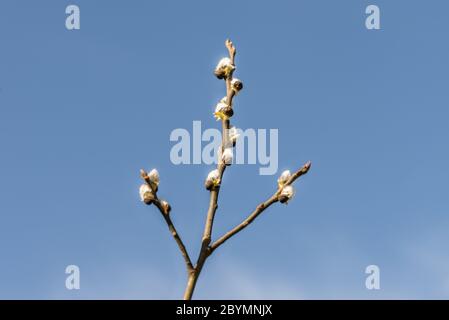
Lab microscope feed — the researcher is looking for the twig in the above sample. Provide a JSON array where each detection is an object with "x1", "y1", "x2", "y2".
[
  {"x1": 140, "y1": 170, "x2": 194, "y2": 273},
  {"x1": 184, "y1": 39, "x2": 238, "y2": 300},
  {"x1": 210, "y1": 161, "x2": 311, "y2": 252},
  {"x1": 201, "y1": 40, "x2": 237, "y2": 248},
  {"x1": 154, "y1": 199, "x2": 194, "y2": 272}
]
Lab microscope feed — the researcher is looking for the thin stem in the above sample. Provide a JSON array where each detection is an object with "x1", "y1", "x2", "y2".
[
  {"x1": 201, "y1": 173, "x2": 222, "y2": 245},
  {"x1": 210, "y1": 161, "x2": 311, "y2": 253},
  {"x1": 183, "y1": 245, "x2": 209, "y2": 300},
  {"x1": 140, "y1": 170, "x2": 194, "y2": 273},
  {"x1": 210, "y1": 196, "x2": 278, "y2": 253},
  {"x1": 183, "y1": 39, "x2": 238, "y2": 300},
  {"x1": 154, "y1": 199, "x2": 194, "y2": 272},
  {"x1": 183, "y1": 272, "x2": 198, "y2": 300}
]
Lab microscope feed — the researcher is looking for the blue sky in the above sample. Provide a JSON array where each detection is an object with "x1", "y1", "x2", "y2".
[{"x1": 1, "y1": 0, "x2": 449, "y2": 299}]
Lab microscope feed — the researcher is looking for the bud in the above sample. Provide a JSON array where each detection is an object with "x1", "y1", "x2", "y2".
[
  {"x1": 231, "y1": 78, "x2": 243, "y2": 94},
  {"x1": 222, "y1": 148, "x2": 233, "y2": 165},
  {"x1": 279, "y1": 185, "x2": 295, "y2": 204},
  {"x1": 214, "y1": 57, "x2": 235, "y2": 79},
  {"x1": 139, "y1": 184, "x2": 154, "y2": 204},
  {"x1": 148, "y1": 169, "x2": 160, "y2": 186},
  {"x1": 140, "y1": 169, "x2": 148, "y2": 180},
  {"x1": 160, "y1": 200, "x2": 171, "y2": 215},
  {"x1": 228, "y1": 126, "x2": 240, "y2": 146},
  {"x1": 277, "y1": 170, "x2": 291, "y2": 188},
  {"x1": 205, "y1": 169, "x2": 221, "y2": 190},
  {"x1": 214, "y1": 98, "x2": 233, "y2": 120}
]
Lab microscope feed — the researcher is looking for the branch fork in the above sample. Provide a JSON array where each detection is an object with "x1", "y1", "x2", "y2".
[{"x1": 139, "y1": 39, "x2": 311, "y2": 300}]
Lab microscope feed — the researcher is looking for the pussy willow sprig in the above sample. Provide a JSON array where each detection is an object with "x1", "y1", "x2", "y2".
[{"x1": 138, "y1": 39, "x2": 311, "y2": 300}]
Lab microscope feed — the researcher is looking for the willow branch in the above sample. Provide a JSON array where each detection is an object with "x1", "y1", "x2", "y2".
[
  {"x1": 184, "y1": 39, "x2": 239, "y2": 300},
  {"x1": 155, "y1": 199, "x2": 194, "y2": 272},
  {"x1": 210, "y1": 161, "x2": 311, "y2": 253},
  {"x1": 140, "y1": 170, "x2": 194, "y2": 273},
  {"x1": 200, "y1": 39, "x2": 237, "y2": 248}
]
